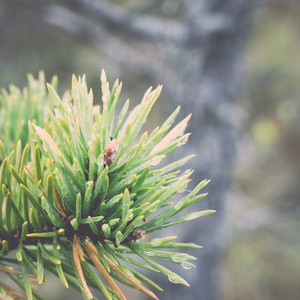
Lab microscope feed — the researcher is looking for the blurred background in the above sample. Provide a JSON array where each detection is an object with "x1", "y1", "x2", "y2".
[{"x1": 0, "y1": 0, "x2": 299, "y2": 299}]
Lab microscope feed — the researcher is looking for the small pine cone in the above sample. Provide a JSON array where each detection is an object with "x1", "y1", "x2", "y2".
[
  {"x1": 104, "y1": 139, "x2": 118, "y2": 166},
  {"x1": 127, "y1": 228, "x2": 146, "y2": 242}
]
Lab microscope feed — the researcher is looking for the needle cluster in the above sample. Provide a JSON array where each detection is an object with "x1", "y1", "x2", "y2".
[{"x1": 0, "y1": 71, "x2": 214, "y2": 299}]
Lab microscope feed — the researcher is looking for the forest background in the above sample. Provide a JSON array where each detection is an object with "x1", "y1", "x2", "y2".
[{"x1": 0, "y1": 1, "x2": 299, "y2": 300}]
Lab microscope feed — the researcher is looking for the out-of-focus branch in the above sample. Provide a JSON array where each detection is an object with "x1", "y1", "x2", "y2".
[
  {"x1": 54, "y1": 0, "x2": 191, "y2": 42},
  {"x1": 55, "y1": 0, "x2": 235, "y2": 42},
  {"x1": 0, "y1": 0, "x2": 177, "y2": 78},
  {"x1": 3, "y1": 0, "x2": 190, "y2": 43},
  {"x1": 2, "y1": 0, "x2": 234, "y2": 44},
  {"x1": 44, "y1": 5, "x2": 163, "y2": 78}
]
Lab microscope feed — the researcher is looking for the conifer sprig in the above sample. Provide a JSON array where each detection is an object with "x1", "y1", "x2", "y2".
[
  {"x1": 0, "y1": 71, "x2": 57, "y2": 154},
  {"x1": 0, "y1": 71, "x2": 214, "y2": 299}
]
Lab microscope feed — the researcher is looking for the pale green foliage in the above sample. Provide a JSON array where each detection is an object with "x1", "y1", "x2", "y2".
[
  {"x1": 0, "y1": 71, "x2": 57, "y2": 153},
  {"x1": 0, "y1": 71, "x2": 214, "y2": 299}
]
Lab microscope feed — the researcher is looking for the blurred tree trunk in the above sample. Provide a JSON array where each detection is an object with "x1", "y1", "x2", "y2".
[
  {"x1": 158, "y1": 2, "x2": 255, "y2": 300},
  {"x1": 1, "y1": 0, "x2": 255, "y2": 299}
]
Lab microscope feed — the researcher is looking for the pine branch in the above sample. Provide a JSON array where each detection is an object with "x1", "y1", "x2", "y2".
[{"x1": 0, "y1": 71, "x2": 213, "y2": 299}]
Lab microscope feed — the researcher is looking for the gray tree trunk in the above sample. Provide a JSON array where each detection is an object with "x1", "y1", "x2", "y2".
[{"x1": 154, "y1": 1, "x2": 255, "y2": 300}]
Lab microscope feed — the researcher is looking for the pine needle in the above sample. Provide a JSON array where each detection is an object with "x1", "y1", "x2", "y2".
[
  {"x1": 88, "y1": 243, "x2": 159, "y2": 300},
  {"x1": 0, "y1": 266, "x2": 37, "y2": 280},
  {"x1": 53, "y1": 185, "x2": 68, "y2": 218},
  {"x1": 73, "y1": 235, "x2": 93, "y2": 299},
  {"x1": 83, "y1": 240, "x2": 126, "y2": 300},
  {"x1": 151, "y1": 114, "x2": 191, "y2": 154},
  {"x1": 24, "y1": 166, "x2": 47, "y2": 198}
]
